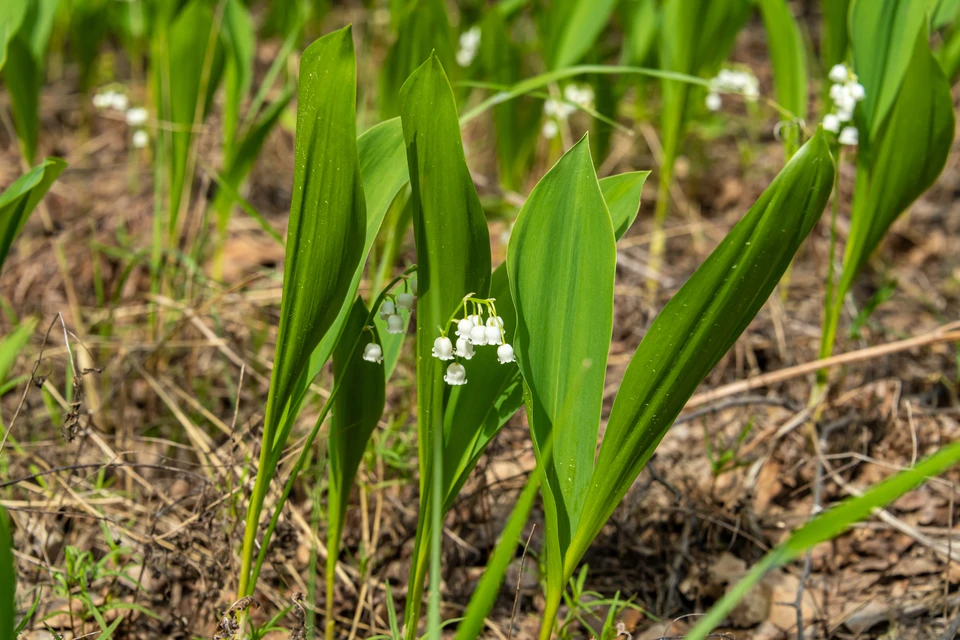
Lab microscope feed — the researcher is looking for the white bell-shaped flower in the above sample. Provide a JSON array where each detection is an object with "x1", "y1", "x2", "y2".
[
  {"x1": 379, "y1": 300, "x2": 396, "y2": 320},
  {"x1": 705, "y1": 92, "x2": 722, "y2": 112},
  {"x1": 848, "y1": 82, "x2": 865, "y2": 101},
  {"x1": 132, "y1": 130, "x2": 149, "y2": 148},
  {"x1": 838, "y1": 126, "x2": 859, "y2": 146},
  {"x1": 444, "y1": 362, "x2": 468, "y2": 386},
  {"x1": 432, "y1": 336, "x2": 454, "y2": 360},
  {"x1": 396, "y1": 292, "x2": 414, "y2": 310},
  {"x1": 468, "y1": 313, "x2": 483, "y2": 327},
  {"x1": 484, "y1": 325, "x2": 502, "y2": 345},
  {"x1": 485, "y1": 316, "x2": 504, "y2": 329},
  {"x1": 470, "y1": 324, "x2": 488, "y2": 346},
  {"x1": 363, "y1": 343, "x2": 383, "y2": 364},
  {"x1": 455, "y1": 337, "x2": 475, "y2": 360},
  {"x1": 456, "y1": 317, "x2": 475, "y2": 338},
  {"x1": 386, "y1": 314, "x2": 404, "y2": 334},
  {"x1": 126, "y1": 107, "x2": 148, "y2": 126},
  {"x1": 822, "y1": 114, "x2": 840, "y2": 133},
  {"x1": 497, "y1": 343, "x2": 515, "y2": 364},
  {"x1": 541, "y1": 119, "x2": 559, "y2": 139},
  {"x1": 828, "y1": 63, "x2": 849, "y2": 83}
]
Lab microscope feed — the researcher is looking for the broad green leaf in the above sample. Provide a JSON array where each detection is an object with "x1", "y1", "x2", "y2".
[
  {"x1": 820, "y1": 0, "x2": 851, "y2": 71},
  {"x1": 569, "y1": 130, "x2": 835, "y2": 585},
  {"x1": 0, "y1": 506, "x2": 13, "y2": 640},
  {"x1": 601, "y1": 171, "x2": 650, "y2": 238},
  {"x1": 622, "y1": 0, "x2": 659, "y2": 67},
  {"x1": 327, "y1": 297, "x2": 385, "y2": 602},
  {"x1": 541, "y1": 0, "x2": 619, "y2": 70},
  {"x1": 938, "y1": 23, "x2": 960, "y2": 79},
  {"x1": 153, "y1": 0, "x2": 226, "y2": 234},
  {"x1": 400, "y1": 53, "x2": 491, "y2": 634},
  {"x1": 221, "y1": 0, "x2": 255, "y2": 160},
  {"x1": 0, "y1": 157, "x2": 66, "y2": 271},
  {"x1": 380, "y1": 0, "x2": 455, "y2": 119},
  {"x1": 239, "y1": 25, "x2": 367, "y2": 597},
  {"x1": 507, "y1": 135, "x2": 616, "y2": 612},
  {"x1": 824, "y1": 27, "x2": 955, "y2": 354},
  {"x1": 69, "y1": 0, "x2": 110, "y2": 93},
  {"x1": 3, "y1": 38, "x2": 40, "y2": 163},
  {"x1": 933, "y1": 0, "x2": 960, "y2": 27},
  {"x1": 850, "y1": 0, "x2": 927, "y2": 139},
  {"x1": 0, "y1": 0, "x2": 26, "y2": 72},
  {"x1": 22, "y1": 0, "x2": 58, "y2": 63},
  {"x1": 687, "y1": 434, "x2": 960, "y2": 639},
  {"x1": 759, "y1": 0, "x2": 808, "y2": 125},
  {"x1": 0, "y1": 318, "x2": 36, "y2": 387}
]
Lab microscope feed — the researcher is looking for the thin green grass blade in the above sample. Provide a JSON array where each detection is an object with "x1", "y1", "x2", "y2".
[
  {"x1": 542, "y1": 0, "x2": 619, "y2": 70},
  {"x1": 687, "y1": 436, "x2": 960, "y2": 639},
  {"x1": 759, "y1": 0, "x2": 808, "y2": 154},
  {"x1": 3, "y1": 37, "x2": 40, "y2": 163},
  {"x1": 0, "y1": 0, "x2": 26, "y2": 72},
  {"x1": 820, "y1": 0, "x2": 851, "y2": 72},
  {"x1": 569, "y1": 130, "x2": 835, "y2": 584},
  {"x1": 0, "y1": 157, "x2": 66, "y2": 272},
  {"x1": 239, "y1": 25, "x2": 367, "y2": 598},
  {"x1": 0, "y1": 318, "x2": 36, "y2": 388},
  {"x1": 221, "y1": 0, "x2": 254, "y2": 161},
  {"x1": 0, "y1": 506, "x2": 14, "y2": 640},
  {"x1": 399, "y1": 53, "x2": 491, "y2": 638},
  {"x1": 507, "y1": 134, "x2": 616, "y2": 626}
]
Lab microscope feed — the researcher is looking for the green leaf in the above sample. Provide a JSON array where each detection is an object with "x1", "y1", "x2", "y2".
[
  {"x1": 601, "y1": 171, "x2": 649, "y2": 238},
  {"x1": 0, "y1": 0, "x2": 27, "y2": 72},
  {"x1": 3, "y1": 37, "x2": 40, "y2": 163},
  {"x1": 820, "y1": 0, "x2": 851, "y2": 71},
  {"x1": 400, "y1": 53, "x2": 491, "y2": 632},
  {"x1": 0, "y1": 318, "x2": 36, "y2": 388},
  {"x1": 239, "y1": 25, "x2": 367, "y2": 597},
  {"x1": 0, "y1": 507, "x2": 13, "y2": 640},
  {"x1": 153, "y1": 0, "x2": 226, "y2": 233},
  {"x1": 507, "y1": 135, "x2": 616, "y2": 614},
  {"x1": 621, "y1": 0, "x2": 659, "y2": 67},
  {"x1": 569, "y1": 130, "x2": 835, "y2": 583},
  {"x1": 380, "y1": 0, "x2": 455, "y2": 119},
  {"x1": 542, "y1": 0, "x2": 620, "y2": 70},
  {"x1": 687, "y1": 434, "x2": 960, "y2": 639},
  {"x1": 850, "y1": 0, "x2": 927, "y2": 139},
  {"x1": 0, "y1": 157, "x2": 66, "y2": 272},
  {"x1": 69, "y1": 0, "x2": 110, "y2": 93},
  {"x1": 327, "y1": 297, "x2": 385, "y2": 589},
  {"x1": 825, "y1": 17, "x2": 955, "y2": 356},
  {"x1": 933, "y1": 0, "x2": 960, "y2": 28},
  {"x1": 221, "y1": 0, "x2": 255, "y2": 159},
  {"x1": 759, "y1": 0, "x2": 808, "y2": 124}
]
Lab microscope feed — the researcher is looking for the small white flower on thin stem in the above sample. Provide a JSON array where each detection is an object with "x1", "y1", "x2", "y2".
[
  {"x1": 386, "y1": 314, "x2": 404, "y2": 334},
  {"x1": 563, "y1": 84, "x2": 594, "y2": 109},
  {"x1": 126, "y1": 107, "x2": 148, "y2": 126},
  {"x1": 455, "y1": 337, "x2": 474, "y2": 360},
  {"x1": 409, "y1": 275, "x2": 418, "y2": 295},
  {"x1": 92, "y1": 92, "x2": 112, "y2": 109},
  {"x1": 444, "y1": 362, "x2": 468, "y2": 386},
  {"x1": 848, "y1": 82, "x2": 865, "y2": 101},
  {"x1": 838, "y1": 126, "x2": 859, "y2": 146},
  {"x1": 456, "y1": 26, "x2": 481, "y2": 67},
  {"x1": 705, "y1": 92, "x2": 722, "y2": 112},
  {"x1": 432, "y1": 336, "x2": 454, "y2": 360},
  {"x1": 485, "y1": 316, "x2": 503, "y2": 329},
  {"x1": 497, "y1": 343, "x2": 515, "y2": 364},
  {"x1": 541, "y1": 119, "x2": 559, "y2": 140},
  {"x1": 110, "y1": 92, "x2": 129, "y2": 111},
  {"x1": 363, "y1": 343, "x2": 382, "y2": 364},
  {"x1": 822, "y1": 113, "x2": 840, "y2": 133},
  {"x1": 468, "y1": 313, "x2": 483, "y2": 327},
  {"x1": 379, "y1": 300, "x2": 396, "y2": 320},
  {"x1": 469, "y1": 324, "x2": 487, "y2": 346},
  {"x1": 828, "y1": 63, "x2": 849, "y2": 83},
  {"x1": 396, "y1": 292, "x2": 414, "y2": 310},
  {"x1": 132, "y1": 130, "x2": 149, "y2": 148},
  {"x1": 484, "y1": 325, "x2": 502, "y2": 345},
  {"x1": 456, "y1": 317, "x2": 475, "y2": 338}
]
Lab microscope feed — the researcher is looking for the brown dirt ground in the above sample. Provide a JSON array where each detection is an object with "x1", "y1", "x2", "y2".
[{"x1": 2, "y1": 13, "x2": 960, "y2": 640}]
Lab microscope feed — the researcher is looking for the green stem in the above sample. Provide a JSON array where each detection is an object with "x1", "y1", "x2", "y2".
[{"x1": 538, "y1": 589, "x2": 563, "y2": 640}]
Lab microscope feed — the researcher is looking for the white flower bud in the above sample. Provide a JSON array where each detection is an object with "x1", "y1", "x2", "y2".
[
  {"x1": 456, "y1": 318, "x2": 475, "y2": 338},
  {"x1": 486, "y1": 316, "x2": 503, "y2": 329},
  {"x1": 828, "y1": 63, "x2": 849, "y2": 83},
  {"x1": 132, "y1": 130, "x2": 149, "y2": 148},
  {"x1": 705, "y1": 92, "x2": 722, "y2": 112},
  {"x1": 822, "y1": 114, "x2": 840, "y2": 133},
  {"x1": 497, "y1": 343, "x2": 515, "y2": 364},
  {"x1": 126, "y1": 107, "x2": 148, "y2": 126},
  {"x1": 469, "y1": 324, "x2": 487, "y2": 346},
  {"x1": 409, "y1": 275, "x2": 417, "y2": 295},
  {"x1": 379, "y1": 300, "x2": 396, "y2": 320},
  {"x1": 432, "y1": 336, "x2": 454, "y2": 360},
  {"x1": 386, "y1": 314, "x2": 404, "y2": 334},
  {"x1": 444, "y1": 362, "x2": 468, "y2": 386},
  {"x1": 110, "y1": 92, "x2": 129, "y2": 111},
  {"x1": 541, "y1": 120, "x2": 559, "y2": 139},
  {"x1": 362, "y1": 343, "x2": 382, "y2": 364},
  {"x1": 848, "y1": 82, "x2": 865, "y2": 101},
  {"x1": 838, "y1": 126, "x2": 859, "y2": 146},
  {"x1": 455, "y1": 337, "x2": 474, "y2": 360},
  {"x1": 484, "y1": 325, "x2": 502, "y2": 345},
  {"x1": 396, "y1": 292, "x2": 414, "y2": 310}
]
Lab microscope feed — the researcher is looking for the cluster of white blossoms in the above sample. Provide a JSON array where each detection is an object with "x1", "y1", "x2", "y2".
[
  {"x1": 93, "y1": 88, "x2": 151, "y2": 149},
  {"x1": 456, "y1": 26, "x2": 481, "y2": 67},
  {"x1": 822, "y1": 64, "x2": 864, "y2": 146},
  {"x1": 432, "y1": 297, "x2": 516, "y2": 386},
  {"x1": 362, "y1": 275, "x2": 417, "y2": 365},
  {"x1": 541, "y1": 84, "x2": 595, "y2": 139},
  {"x1": 705, "y1": 67, "x2": 760, "y2": 112}
]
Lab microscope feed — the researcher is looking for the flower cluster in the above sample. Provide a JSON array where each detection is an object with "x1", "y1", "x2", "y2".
[
  {"x1": 705, "y1": 67, "x2": 760, "y2": 112},
  {"x1": 362, "y1": 275, "x2": 417, "y2": 364},
  {"x1": 93, "y1": 88, "x2": 151, "y2": 149},
  {"x1": 433, "y1": 296, "x2": 516, "y2": 386},
  {"x1": 822, "y1": 64, "x2": 864, "y2": 146},
  {"x1": 541, "y1": 84, "x2": 595, "y2": 139},
  {"x1": 456, "y1": 26, "x2": 481, "y2": 67}
]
